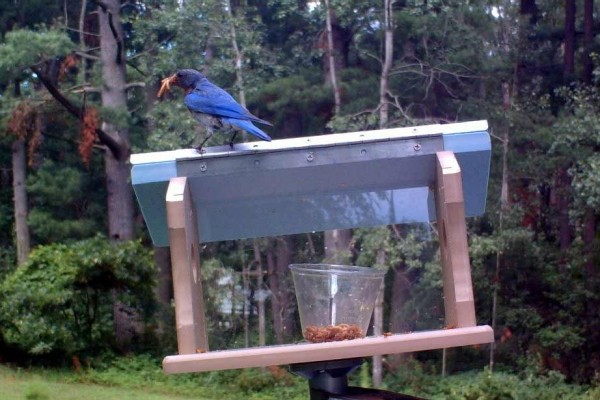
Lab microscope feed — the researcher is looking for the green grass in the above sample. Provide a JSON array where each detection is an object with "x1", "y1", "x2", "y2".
[
  {"x1": 2, "y1": 356, "x2": 599, "y2": 400},
  {"x1": 0, "y1": 366, "x2": 201, "y2": 400},
  {"x1": 0, "y1": 356, "x2": 308, "y2": 400}
]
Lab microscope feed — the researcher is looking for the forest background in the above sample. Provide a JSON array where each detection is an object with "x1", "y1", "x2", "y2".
[{"x1": 0, "y1": 0, "x2": 599, "y2": 396}]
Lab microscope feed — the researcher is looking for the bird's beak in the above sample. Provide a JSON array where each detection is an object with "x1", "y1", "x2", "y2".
[{"x1": 157, "y1": 73, "x2": 178, "y2": 97}]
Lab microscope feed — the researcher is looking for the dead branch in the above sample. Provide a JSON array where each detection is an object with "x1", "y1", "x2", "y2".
[{"x1": 31, "y1": 65, "x2": 125, "y2": 160}]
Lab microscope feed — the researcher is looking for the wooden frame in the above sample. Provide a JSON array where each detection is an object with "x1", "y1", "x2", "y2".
[
  {"x1": 166, "y1": 177, "x2": 209, "y2": 354},
  {"x1": 435, "y1": 151, "x2": 476, "y2": 328},
  {"x1": 161, "y1": 151, "x2": 492, "y2": 374}
]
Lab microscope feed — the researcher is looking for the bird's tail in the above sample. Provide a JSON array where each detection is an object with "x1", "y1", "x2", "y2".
[
  {"x1": 226, "y1": 118, "x2": 272, "y2": 142},
  {"x1": 251, "y1": 116, "x2": 273, "y2": 127}
]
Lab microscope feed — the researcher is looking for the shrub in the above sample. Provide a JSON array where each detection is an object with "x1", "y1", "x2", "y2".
[
  {"x1": 385, "y1": 367, "x2": 591, "y2": 399},
  {"x1": 0, "y1": 236, "x2": 155, "y2": 361}
]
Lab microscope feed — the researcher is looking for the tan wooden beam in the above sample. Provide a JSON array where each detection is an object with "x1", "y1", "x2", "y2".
[
  {"x1": 166, "y1": 177, "x2": 209, "y2": 354},
  {"x1": 162, "y1": 326, "x2": 493, "y2": 374},
  {"x1": 435, "y1": 151, "x2": 476, "y2": 328}
]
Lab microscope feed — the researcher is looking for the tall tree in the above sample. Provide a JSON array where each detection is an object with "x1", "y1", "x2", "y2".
[
  {"x1": 581, "y1": 0, "x2": 596, "y2": 275},
  {"x1": 379, "y1": 0, "x2": 395, "y2": 128},
  {"x1": 322, "y1": 0, "x2": 352, "y2": 264},
  {"x1": 373, "y1": 0, "x2": 396, "y2": 385},
  {"x1": 563, "y1": 0, "x2": 576, "y2": 79},
  {"x1": 267, "y1": 236, "x2": 296, "y2": 344},
  {"x1": 11, "y1": 138, "x2": 29, "y2": 265},
  {"x1": 0, "y1": 27, "x2": 74, "y2": 265},
  {"x1": 582, "y1": 0, "x2": 594, "y2": 84},
  {"x1": 8, "y1": 96, "x2": 32, "y2": 266},
  {"x1": 557, "y1": 4, "x2": 577, "y2": 254},
  {"x1": 323, "y1": 0, "x2": 342, "y2": 115},
  {"x1": 97, "y1": 0, "x2": 135, "y2": 241}
]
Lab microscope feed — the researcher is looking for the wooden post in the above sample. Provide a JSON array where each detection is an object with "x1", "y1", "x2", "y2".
[
  {"x1": 435, "y1": 152, "x2": 476, "y2": 328},
  {"x1": 166, "y1": 177, "x2": 209, "y2": 354}
]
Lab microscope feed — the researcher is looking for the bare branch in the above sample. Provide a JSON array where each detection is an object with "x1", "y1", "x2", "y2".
[
  {"x1": 31, "y1": 65, "x2": 125, "y2": 160},
  {"x1": 65, "y1": 26, "x2": 101, "y2": 38},
  {"x1": 75, "y1": 50, "x2": 101, "y2": 61},
  {"x1": 72, "y1": 85, "x2": 101, "y2": 93},
  {"x1": 71, "y1": 81, "x2": 144, "y2": 94},
  {"x1": 125, "y1": 82, "x2": 146, "y2": 90}
]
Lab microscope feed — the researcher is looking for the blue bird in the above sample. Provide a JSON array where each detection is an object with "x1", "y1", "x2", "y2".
[{"x1": 158, "y1": 69, "x2": 272, "y2": 152}]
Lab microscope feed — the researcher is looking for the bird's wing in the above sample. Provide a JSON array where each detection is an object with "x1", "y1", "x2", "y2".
[
  {"x1": 184, "y1": 82, "x2": 272, "y2": 126},
  {"x1": 222, "y1": 118, "x2": 272, "y2": 142}
]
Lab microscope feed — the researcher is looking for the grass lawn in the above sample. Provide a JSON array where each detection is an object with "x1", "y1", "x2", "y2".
[
  {"x1": 2, "y1": 358, "x2": 599, "y2": 400},
  {"x1": 0, "y1": 360, "x2": 308, "y2": 400},
  {"x1": 0, "y1": 365, "x2": 202, "y2": 400}
]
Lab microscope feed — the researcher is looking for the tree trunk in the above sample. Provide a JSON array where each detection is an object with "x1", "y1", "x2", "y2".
[
  {"x1": 372, "y1": 248, "x2": 385, "y2": 387},
  {"x1": 227, "y1": 0, "x2": 246, "y2": 108},
  {"x1": 563, "y1": 0, "x2": 576, "y2": 80},
  {"x1": 154, "y1": 247, "x2": 172, "y2": 307},
  {"x1": 322, "y1": 0, "x2": 349, "y2": 256},
  {"x1": 557, "y1": 168, "x2": 572, "y2": 253},
  {"x1": 386, "y1": 261, "x2": 413, "y2": 369},
  {"x1": 582, "y1": 0, "x2": 594, "y2": 84},
  {"x1": 583, "y1": 208, "x2": 596, "y2": 276},
  {"x1": 225, "y1": 2, "x2": 249, "y2": 144},
  {"x1": 389, "y1": 263, "x2": 412, "y2": 334},
  {"x1": 324, "y1": 229, "x2": 352, "y2": 264},
  {"x1": 520, "y1": 0, "x2": 538, "y2": 24},
  {"x1": 12, "y1": 138, "x2": 30, "y2": 266},
  {"x1": 242, "y1": 259, "x2": 250, "y2": 347},
  {"x1": 379, "y1": 0, "x2": 394, "y2": 129},
  {"x1": 253, "y1": 239, "x2": 266, "y2": 346},
  {"x1": 323, "y1": 0, "x2": 342, "y2": 115},
  {"x1": 78, "y1": 0, "x2": 89, "y2": 83},
  {"x1": 104, "y1": 155, "x2": 135, "y2": 241},
  {"x1": 267, "y1": 236, "x2": 296, "y2": 344},
  {"x1": 153, "y1": 247, "x2": 172, "y2": 332},
  {"x1": 490, "y1": 81, "x2": 511, "y2": 372},
  {"x1": 98, "y1": 0, "x2": 134, "y2": 241},
  {"x1": 98, "y1": 0, "x2": 137, "y2": 347}
]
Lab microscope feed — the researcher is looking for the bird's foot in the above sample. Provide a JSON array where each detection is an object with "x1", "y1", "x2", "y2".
[
  {"x1": 228, "y1": 131, "x2": 238, "y2": 149},
  {"x1": 194, "y1": 136, "x2": 211, "y2": 154},
  {"x1": 193, "y1": 145, "x2": 206, "y2": 154}
]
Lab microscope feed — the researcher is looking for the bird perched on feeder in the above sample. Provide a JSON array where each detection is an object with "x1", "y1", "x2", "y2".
[{"x1": 158, "y1": 69, "x2": 272, "y2": 152}]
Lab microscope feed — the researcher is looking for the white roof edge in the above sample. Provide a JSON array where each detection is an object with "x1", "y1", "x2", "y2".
[
  {"x1": 131, "y1": 120, "x2": 488, "y2": 165},
  {"x1": 441, "y1": 120, "x2": 488, "y2": 134}
]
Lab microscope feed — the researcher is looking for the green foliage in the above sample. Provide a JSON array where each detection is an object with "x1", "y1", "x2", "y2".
[
  {"x1": 4, "y1": 99, "x2": 109, "y2": 247},
  {"x1": 0, "y1": 27, "x2": 74, "y2": 82},
  {"x1": 143, "y1": 100, "x2": 197, "y2": 152},
  {"x1": 27, "y1": 161, "x2": 103, "y2": 243},
  {"x1": 386, "y1": 367, "x2": 593, "y2": 400},
  {"x1": 235, "y1": 368, "x2": 292, "y2": 393},
  {"x1": 76, "y1": 354, "x2": 305, "y2": 399},
  {"x1": 254, "y1": 72, "x2": 333, "y2": 137},
  {"x1": 0, "y1": 237, "x2": 155, "y2": 359},
  {"x1": 354, "y1": 225, "x2": 444, "y2": 331},
  {"x1": 536, "y1": 324, "x2": 585, "y2": 357},
  {"x1": 548, "y1": 86, "x2": 600, "y2": 218},
  {"x1": 0, "y1": 1, "x2": 64, "y2": 35}
]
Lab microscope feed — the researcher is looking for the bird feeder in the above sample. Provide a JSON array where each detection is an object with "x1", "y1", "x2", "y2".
[{"x1": 130, "y1": 120, "x2": 494, "y2": 398}]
